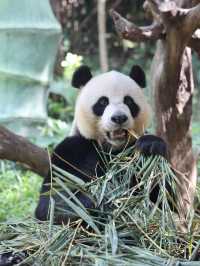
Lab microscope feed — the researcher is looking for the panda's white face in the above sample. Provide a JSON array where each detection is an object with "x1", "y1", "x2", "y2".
[{"x1": 74, "y1": 71, "x2": 151, "y2": 150}]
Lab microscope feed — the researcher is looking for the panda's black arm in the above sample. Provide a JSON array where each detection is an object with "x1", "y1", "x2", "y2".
[
  {"x1": 35, "y1": 135, "x2": 100, "y2": 222},
  {"x1": 50, "y1": 135, "x2": 98, "y2": 182},
  {"x1": 135, "y1": 134, "x2": 168, "y2": 159}
]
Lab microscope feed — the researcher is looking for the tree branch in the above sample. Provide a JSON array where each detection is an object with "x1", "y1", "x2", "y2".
[
  {"x1": 110, "y1": 3, "x2": 200, "y2": 69},
  {"x1": 110, "y1": 10, "x2": 164, "y2": 42},
  {"x1": 0, "y1": 126, "x2": 49, "y2": 177}
]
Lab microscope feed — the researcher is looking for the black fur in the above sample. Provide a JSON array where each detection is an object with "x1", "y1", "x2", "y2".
[
  {"x1": 35, "y1": 136, "x2": 106, "y2": 223},
  {"x1": 0, "y1": 252, "x2": 27, "y2": 266},
  {"x1": 71, "y1": 65, "x2": 92, "y2": 88},
  {"x1": 124, "y1": 95, "x2": 140, "y2": 118},
  {"x1": 129, "y1": 65, "x2": 146, "y2": 88},
  {"x1": 92, "y1": 96, "x2": 109, "y2": 116},
  {"x1": 135, "y1": 134, "x2": 168, "y2": 158}
]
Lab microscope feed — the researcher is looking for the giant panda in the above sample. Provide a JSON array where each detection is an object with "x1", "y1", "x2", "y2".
[{"x1": 35, "y1": 65, "x2": 167, "y2": 224}]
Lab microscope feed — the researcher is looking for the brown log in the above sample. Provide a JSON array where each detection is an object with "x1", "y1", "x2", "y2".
[{"x1": 0, "y1": 126, "x2": 49, "y2": 177}]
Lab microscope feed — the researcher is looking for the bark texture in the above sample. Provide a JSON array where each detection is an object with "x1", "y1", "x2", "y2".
[
  {"x1": 0, "y1": 126, "x2": 49, "y2": 177},
  {"x1": 97, "y1": 0, "x2": 109, "y2": 72},
  {"x1": 111, "y1": 0, "x2": 200, "y2": 218}
]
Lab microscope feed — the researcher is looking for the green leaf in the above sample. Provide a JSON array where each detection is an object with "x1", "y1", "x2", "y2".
[{"x1": 54, "y1": 188, "x2": 100, "y2": 235}]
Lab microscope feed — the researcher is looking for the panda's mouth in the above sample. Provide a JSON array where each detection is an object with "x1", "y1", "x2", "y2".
[{"x1": 107, "y1": 129, "x2": 128, "y2": 141}]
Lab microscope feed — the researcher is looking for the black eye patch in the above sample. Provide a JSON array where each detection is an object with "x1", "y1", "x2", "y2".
[
  {"x1": 124, "y1": 95, "x2": 140, "y2": 118},
  {"x1": 92, "y1": 96, "x2": 109, "y2": 116}
]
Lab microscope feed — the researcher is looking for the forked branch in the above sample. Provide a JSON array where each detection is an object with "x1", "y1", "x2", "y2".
[
  {"x1": 110, "y1": 10, "x2": 164, "y2": 42},
  {"x1": 111, "y1": 1, "x2": 200, "y2": 50}
]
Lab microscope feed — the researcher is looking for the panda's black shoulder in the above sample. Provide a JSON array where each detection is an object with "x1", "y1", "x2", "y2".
[
  {"x1": 50, "y1": 135, "x2": 100, "y2": 182},
  {"x1": 54, "y1": 135, "x2": 92, "y2": 153},
  {"x1": 52, "y1": 135, "x2": 95, "y2": 163}
]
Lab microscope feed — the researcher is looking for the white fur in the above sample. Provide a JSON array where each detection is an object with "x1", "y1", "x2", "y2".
[
  {"x1": 100, "y1": 103, "x2": 132, "y2": 132},
  {"x1": 74, "y1": 71, "x2": 152, "y2": 147}
]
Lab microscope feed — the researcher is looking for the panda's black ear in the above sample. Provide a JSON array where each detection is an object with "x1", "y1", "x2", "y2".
[
  {"x1": 71, "y1": 65, "x2": 92, "y2": 89},
  {"x1": 129, "y1": 65, "x2": 146, "y2": 88}
]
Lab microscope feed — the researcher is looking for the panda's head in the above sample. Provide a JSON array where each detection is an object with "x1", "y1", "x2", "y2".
[{"x1": 72, "y1": 65, "x2": 151, "y2": 150}]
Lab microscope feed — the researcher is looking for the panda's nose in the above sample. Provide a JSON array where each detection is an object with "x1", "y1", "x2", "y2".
[{"x1": 111, "y1": 114, "x2": 128, "y2": 125}]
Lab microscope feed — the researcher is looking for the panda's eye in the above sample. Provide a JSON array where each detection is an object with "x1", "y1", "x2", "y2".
[
  {"x1": 98, "y1": 96, "x2": 109, "y2": 106},
  {"x1": 124, "y1": 96, "x2": 133, "y2": 106},
  {"x1": 124, "y1": 95, "x2": 140, "y2": 118},
  {"x1": 92, "y1": 96, "x2": 109, "y2": 116}
]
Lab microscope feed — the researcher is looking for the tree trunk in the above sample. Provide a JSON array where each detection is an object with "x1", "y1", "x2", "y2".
[
  {"x1": 49, "y1": 0, "x2": 65, "y2": 76},
  {"x1": 111, "y1": 0, "x2": 200, "y2": 219},
  {"x1": 152, "y1": 41, "x2": 196, "y2": 218},
  {"x1": 97, "y1": 0, "x2": 109, "y2": 72}
]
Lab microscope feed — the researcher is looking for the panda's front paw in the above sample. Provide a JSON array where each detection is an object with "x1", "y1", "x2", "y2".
[{"x1": 135, "y1": 134, "x2": 168, "y2": 158}]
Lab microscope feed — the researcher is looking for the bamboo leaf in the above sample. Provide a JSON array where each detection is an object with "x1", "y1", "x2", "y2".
[{"x1": 53, "y1": 188, "x2": 100, "y2": 235}]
